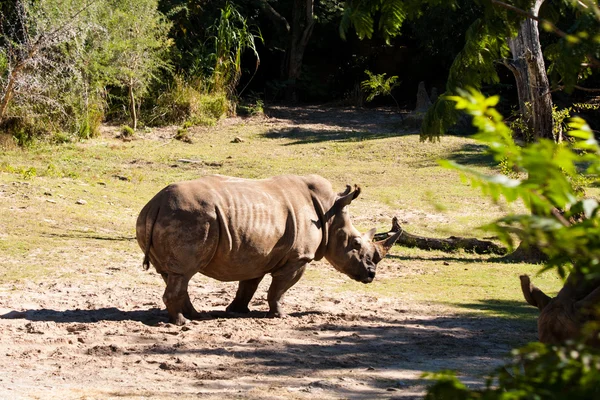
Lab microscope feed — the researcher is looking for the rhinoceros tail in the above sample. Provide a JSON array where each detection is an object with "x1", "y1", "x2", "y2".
[{"x1": 142, "y1": 203, "x2": 160, "y2": 271}]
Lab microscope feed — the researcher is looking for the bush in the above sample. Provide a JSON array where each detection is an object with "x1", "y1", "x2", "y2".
[
  {"x1": 151, "y1": 76, "x2": 229, "y2": 126},
  {"x1": 0, "y1": 116, "x2": 50, "y2": 147}
]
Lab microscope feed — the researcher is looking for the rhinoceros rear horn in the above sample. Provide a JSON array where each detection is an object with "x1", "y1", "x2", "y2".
[
  {"x1": 374, "y1": 228, "x2": 402, "y2": 258},
  {"x1": 520, "y1": 275, "x2": 551, "y2": 311},
  {"x1": 335, "y1": 185, "x2": 361, "y2": 209},
  {"x1": 338, "y1": 185, "x2": 352, "y2": 197}
]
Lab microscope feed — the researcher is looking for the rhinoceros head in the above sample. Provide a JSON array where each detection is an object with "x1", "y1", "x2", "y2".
[
  {"x1": 520, "y1": 274, "x2": 600, "y2": 344},
  {"x1": 324, "y1": 185, "x2": 402, "y2": 284}
]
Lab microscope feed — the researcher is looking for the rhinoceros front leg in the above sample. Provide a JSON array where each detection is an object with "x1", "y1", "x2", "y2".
[
  {"x1": 226, "y1": 276, "x2": 264, "y2": 314},
  {"x1": 267, "y1": 264, "x2": 307, "y2": 318},
  {"x1": 163, "y1": 273, "x2": 191, "y2": 326}
]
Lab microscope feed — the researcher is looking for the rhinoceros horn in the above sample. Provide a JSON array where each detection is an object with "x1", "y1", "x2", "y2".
[
  {"x1": 374, "y1": 224, "x2": 403, "y2": 258},
  {"x1": 520, "y1": 275, "x2": 551, "y2": 311},
  {"x1": 335, "y1": 185, "x2": 361, "y2": 209}
]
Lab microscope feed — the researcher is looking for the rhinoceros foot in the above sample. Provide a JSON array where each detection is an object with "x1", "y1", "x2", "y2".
[
  {"x1": 168, "y1": 313, "x2": 187, "y2": 326},
  {"x1": 226, "y1": 303, "x2": 251, "y2": 314},
  {"x1": 267, "y1": 310, "x2": 286, "y2": 318}
]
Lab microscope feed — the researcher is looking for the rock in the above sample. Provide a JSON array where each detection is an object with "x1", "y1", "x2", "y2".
[
  {"x1": 415, "y1": 81, "x2": 432, "y2": 112},
  {"x1": 177, "y1": 159, "x2": 203, "y2": 164},
  {"x1": 76, "y1": 199, "x2": 87, "y2": 205},
  {"x1": 231, "y1": 137, "x2": 244, "y2": 143}
]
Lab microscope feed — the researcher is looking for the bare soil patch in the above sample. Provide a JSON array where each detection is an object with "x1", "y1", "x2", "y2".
[{"x1": 0, "y1": 260, "x2": 533, "y2": 400}]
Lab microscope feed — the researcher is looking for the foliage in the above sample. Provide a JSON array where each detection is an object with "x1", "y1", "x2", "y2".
[
  {"x1": 428, "y1": 87, "x2": 600, "y2": 398},
  {"x1": 360, "y1": 70, "x2": 400, "y2": 110},
  {"x1": 0, "y1": 0, "x2": 174, "y2": 141},
  {"x1": 0, "y1": 0, "x2": 100, "y2": 139},
  {"x1": 208, "y1": 2, "x2": 262, "y2": 97},
  {"x1": 120, "y1": 125, "x2": 135, "y2": 138},
  {"x1": 96, "y1": 0, "x2": 173, "y2": 129},
  {"x1": 342, "y1": 0, "x2": 600, "y2": 140},
  {"x1": 151, "y1": 76, "x2": 229, "y2": 126},
  {"x1": 340, "y1": 0, "x2": 458, "y2": 44},
  {"x1": 426, "y1": 342, "x2": 600, "y2": 399}
]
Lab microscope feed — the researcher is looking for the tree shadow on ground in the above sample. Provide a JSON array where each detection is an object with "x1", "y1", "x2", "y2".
[
  {"x1": 0, "y1": 307, "x2": 326, "y2": 326},
  {"x1": 261, "y1": 105, "x2": 412, "y2": 145},
  {"x1": 262, "y1": 127, "x2": 402, "y2": 145},
  {"x1": 1, "y1": 307, "x2": 167, "y2": 325},
  {"x1": 131, "y1": 304, "x2": 536, "y2": 377},
  {"x1": 387, "y1": 253, "x2": 507, "y2": 264},
  {"x1": 2, "y1": 299, "x2": 537, "y2": 396},
  {"x1": 445, "y1": 143, "x2": 497, "y2": 167},
  {"x1": 453, "y1": 299, "x2": 538, "y2": 321}
]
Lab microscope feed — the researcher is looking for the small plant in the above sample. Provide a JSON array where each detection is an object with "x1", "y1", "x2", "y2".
[
  {"x1": 51, "y1": 132, "x2": 72, "y2": 144},
  {"x1": 237, "y1": 98, "x2": 264, "y2": 116},
  {"x1": 174, "y1": 126, "x2": 193, "y2": 143},
  {"x1": 120, "y1": 125, "x2": 135, "y2": 138},
  {"x1": 22, "y1": 167, "x2": 37, "y2": 179},
  {"x1": 361, "y1": 70, "x2": 401, "y2": 110}
]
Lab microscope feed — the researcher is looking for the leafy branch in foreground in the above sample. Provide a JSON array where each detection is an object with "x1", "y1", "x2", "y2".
[
  {"x1": 442, "y1": 88, "x2": 600, "y2": 277},
  {"x1": 426, "y1": 88, "x2": 600, "y2": 398}
]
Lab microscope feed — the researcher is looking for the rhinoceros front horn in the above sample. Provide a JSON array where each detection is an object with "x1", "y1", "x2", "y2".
[{"x1": 374, "y1": 221, "x2": 403, "y2": 258}]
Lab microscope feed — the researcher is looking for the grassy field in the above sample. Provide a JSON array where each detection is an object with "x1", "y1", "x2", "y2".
[{"x1": 0, "y1": 107, "x2": 563, "y2": 315}]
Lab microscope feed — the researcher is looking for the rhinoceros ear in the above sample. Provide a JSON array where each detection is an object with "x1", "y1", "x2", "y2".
[
  {"x1": 364, "y1": 228, "x2": 377, "y2": 241},
  {"x1": 374, "y1": 229, "x2": 402, "y2": 258},
  {"x1": 334, "y1": 185, "x2": 361, "y2": 210},
  {"x1": 520, "y1": 275, "x2": 551, "y2": 311}
]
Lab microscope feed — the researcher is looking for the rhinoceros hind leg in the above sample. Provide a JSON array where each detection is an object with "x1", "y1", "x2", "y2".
[
  {"x1": 183, "y1": 295, "x2": 201, "y2": 320},
  {"x1": 267, "y1": 265, "x2": 307, "y2": 318},
  {"x1": 163, "y1": 273, "x2": 190, "y2": 326},
  {"x1": 226, "y1": 276, "x2": 264, "y2": 313}
]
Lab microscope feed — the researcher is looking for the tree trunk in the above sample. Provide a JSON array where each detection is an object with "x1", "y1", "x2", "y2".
[
  {"x1": 374, "y1": 217, "x2": 507, "y2": 255},
  {"x1": 284, "y1": 0, "x2": 315, "y2": 102},
  {"x1": 503, "y1": 0, "x2": 556, "y2": 262},
  {"x1": 0, "y1": 57, "x2": 30, "y2": 124},
  {"x1": 506, "y1": 0, "x2": 556, "y2": 142},
  {"x1": 128, "y1": 82, "x2": 137, "y2": 131}
]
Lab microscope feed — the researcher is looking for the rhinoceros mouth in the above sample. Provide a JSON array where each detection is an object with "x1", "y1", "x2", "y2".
[{"x1": 360, "y1": 276, "x2": 374, "y2": 284}]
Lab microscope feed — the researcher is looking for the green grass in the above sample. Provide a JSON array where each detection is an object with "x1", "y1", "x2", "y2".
[{"x1": 0, "y1": 116, "x2": 564, "y2": 319}]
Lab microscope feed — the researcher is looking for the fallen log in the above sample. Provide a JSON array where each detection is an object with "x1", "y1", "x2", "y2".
[{"x1": 375, "y1": 217, "x2": 507, "y2": 255}]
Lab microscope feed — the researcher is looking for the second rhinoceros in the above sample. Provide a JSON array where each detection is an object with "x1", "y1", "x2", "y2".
[{"x1": 136, "y1": 174, "x2": 401, "y2": 325}]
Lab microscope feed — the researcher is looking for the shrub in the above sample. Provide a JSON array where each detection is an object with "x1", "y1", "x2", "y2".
[{"x1": 151, "y1": 76, "x2": 229, "y2": 126}]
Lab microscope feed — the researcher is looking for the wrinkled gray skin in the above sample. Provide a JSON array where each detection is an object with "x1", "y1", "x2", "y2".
[
  {"x1": 520, "y1": 274, "x2": 600, "y2": 344},
  {"x1": 136, "y1": 174, "x2": 402, "y2": 325}
]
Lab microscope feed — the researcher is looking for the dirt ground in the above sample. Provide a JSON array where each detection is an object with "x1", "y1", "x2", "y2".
[
  {"x1": 0, "y1": 258, "x2": 534, "y2": 400},
  {"x1": 0, "y1": 106, "x2": 537, "y2": 399}
]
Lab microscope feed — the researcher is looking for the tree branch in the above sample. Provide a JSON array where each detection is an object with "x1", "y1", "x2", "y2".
[
  {"x1": 491, "y1": 0, "x2": 600, "y2": 68},
  {"x1": 253, "y1": 0, "x2": 290, "y2": 33},
  {"x1": 374, "y1": 217, "x2": 507, "y2": 255},
  {"x1": 490, "y1": 0, "x2": 568, "y2": 39}
]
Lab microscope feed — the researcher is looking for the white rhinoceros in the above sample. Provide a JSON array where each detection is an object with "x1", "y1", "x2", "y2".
[{"x1": 136, "y1": 174, "x2": 401, "y2": 325}]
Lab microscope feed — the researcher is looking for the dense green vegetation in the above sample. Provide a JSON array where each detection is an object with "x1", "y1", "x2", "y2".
[{"x1": 3, "y1": 0, "x2": 598, "y2": 143}]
